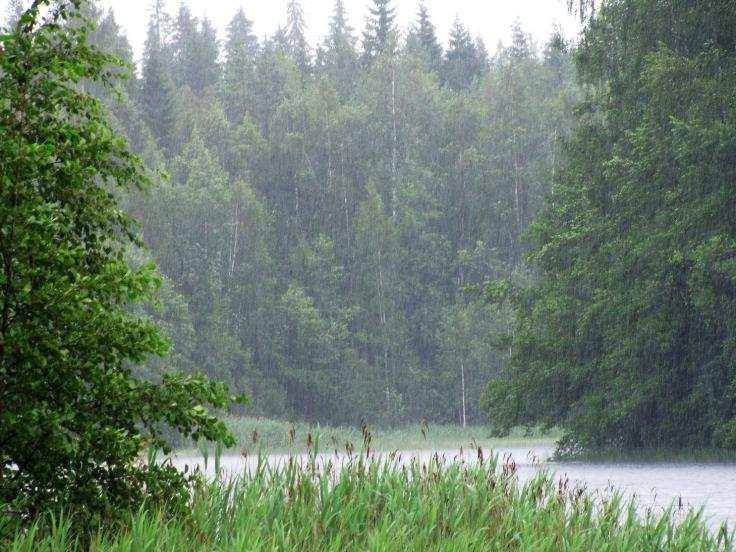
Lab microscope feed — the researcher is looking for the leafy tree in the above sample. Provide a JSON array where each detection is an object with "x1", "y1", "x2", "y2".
[
  {"x1": 437, "y1": 300, "x2": 499, "y2": 427},
  {"x1": 0, "y1": 0, "x2": 242, "y2": 522},
  {"x1": 485, "y1": 0, "x2": 736, "y2": 453}
]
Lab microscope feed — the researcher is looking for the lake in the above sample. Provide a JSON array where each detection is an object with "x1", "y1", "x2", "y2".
[{"x1": 173, "y1": 444, "x2": 736, "y2": 531}]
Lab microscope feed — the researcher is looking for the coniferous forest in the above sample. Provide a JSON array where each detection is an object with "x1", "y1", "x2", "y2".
[{"x1": 80, "y1": 0, "x2": 577, "y2": 427}]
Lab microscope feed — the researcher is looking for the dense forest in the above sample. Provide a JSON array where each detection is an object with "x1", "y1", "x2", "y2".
[
  {"x1": 59, "y1": 0, "x2": 578, "y2": 427},
  {"x1": 486, "y1": 0, "x2": 736, "y2": 452},
  {"x1": 4, "y1": 1, "x2": 736, "y2": 545}
]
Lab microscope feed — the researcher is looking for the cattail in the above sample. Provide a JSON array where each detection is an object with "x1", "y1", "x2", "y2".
[{"x1": 288, "y1": 425, "x2": 296, "y2": 445}]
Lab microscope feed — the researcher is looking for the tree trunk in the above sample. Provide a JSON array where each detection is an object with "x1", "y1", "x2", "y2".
[{"x1": 460, "y1": 360, "x2": 467, "y2": 428}]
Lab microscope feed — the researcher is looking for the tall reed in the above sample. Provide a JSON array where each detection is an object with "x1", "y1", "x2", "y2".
[{"x1": 4, "y1": 441, "x2": 732, "y2": 551}]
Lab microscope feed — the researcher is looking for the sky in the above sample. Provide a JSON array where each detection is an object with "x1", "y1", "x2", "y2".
[{"x1": 92, "y1": 0, "x2": 581, "y2": 63}]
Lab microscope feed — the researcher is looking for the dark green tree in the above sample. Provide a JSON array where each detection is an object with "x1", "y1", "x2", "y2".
[
  {"x1": 443, "y1": 17, "x2": 484, "y2": 89},
  {"x1": 140, "y1": 6, "x2": 177, "y2": 153},
  {"x1": 172, "y1": 5, "x2": 219, "y2": 92},
  {"x1": 407, "y1": 1, "x2": 442, "y2": 73},
  {"x1": 362, "y1": 0, "x2": 397, "y2": 64},
  {"x1": 285, "y1": 0, "x2": 310, "y2": 72},
  {"x1": 0, "y1": 0, "x2": 242, "y2": 521},
  {"x1": 508, "y1": 21, "x2": 531, "y2": 60},
  {"x1": 196, "y1": 17, "x2": 221, "y2": 89},
  {"x1": 222, "y1": 7, "x2": 259, "y2": 122},
  {"x1": 486, "y1": 0, "x2": 736, "y2": 453},
  {"x1": 321, "y1": 0, "x2": 357, "y2": 90}
]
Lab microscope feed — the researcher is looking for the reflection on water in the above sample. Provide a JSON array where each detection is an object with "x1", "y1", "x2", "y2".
[{"x1": 173, "y1": 445, "x2": 736, "y2": 530}]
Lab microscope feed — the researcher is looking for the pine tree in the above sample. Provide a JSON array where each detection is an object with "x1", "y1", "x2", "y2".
[
  {"x1": 270, "y1": 26, "x2": 289, "y2": 54},
  {"x1": 325, "y1": 0, "x2": 355, "y2": 61},
  {"x1": 84, "y1": 8, "x2": 137, "y2": 103},
  {"x1": 486, "y1": 0, "x2": 736, "y2": 452},
  {"x1": 223, "y1": 7, "x2": 259, "y2": 122},
  {"x1": 322, "y1": 0, "x2": 357, "y2": 88},
  {"x1": 286, "y1": 0, "x2": 310, "y2": 71},
  {"x1": 543, "y1": 29, "x2": 570, "y2": 86},
  {"x1": 172, "y1": 3, "x2": 197, "y2": 86},
  {"x1": 362, "y1": 0, "x2": 397, "y2": 64},
  {"x1": 508, "y1": 21, "x2": 532, "y2": 59},
  {"x1": 140, "y1": 3, "x2": 177, "y2": 152},
  {"x1": 225, "y1": 7, "x2": 259, "y2": 60},
  {"x1": 172, "y1": 4, "x2": 219, "y2": 91},
  {"x1": 444, "y1": 17, "x2": 484, "y2": 89},
  {"x1": 196, "y1": 17, "x2": 221, "y2": 89},
  {"x1": 95, "y1": 9, "x2": 134, "y2": 63},
  {"x1": 408, "y1": 1, "x2": 442, "y2": 72},
  {"x1": 475, "y1": 37, "x2": 490, "y2": 71}
]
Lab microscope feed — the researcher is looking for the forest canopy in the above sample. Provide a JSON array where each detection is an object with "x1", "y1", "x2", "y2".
[
  {"x1": 485, "y1": 0, "x2": 736, "y2": 452},
  {"x1": 74, "y1": 0, "x2": 578, "y2": 427}
]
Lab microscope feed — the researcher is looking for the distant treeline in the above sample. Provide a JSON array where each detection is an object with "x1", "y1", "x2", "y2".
[{"x1": 80, "y1": 0, "x2": 577, "y2": 426}]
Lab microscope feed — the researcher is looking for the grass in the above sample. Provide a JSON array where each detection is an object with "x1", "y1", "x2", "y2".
[
  {"x1": 6, "y1": 448, "x2": 733, "y2": 551},
  {"x1": 7, "y1": 424, "x2": 733, "y2": 550},
  {"x1": 181, "y1": 416, "x2": 561, "y2": 456}
]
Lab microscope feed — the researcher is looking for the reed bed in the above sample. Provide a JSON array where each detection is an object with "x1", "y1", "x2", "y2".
[{"x1": 5, "y1": 441, "x2": 732, "y2": 552}]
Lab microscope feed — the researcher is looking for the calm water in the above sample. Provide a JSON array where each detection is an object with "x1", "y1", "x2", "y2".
[{"x1": 173, "y1": 445, "x2": 736, "y2": 530}]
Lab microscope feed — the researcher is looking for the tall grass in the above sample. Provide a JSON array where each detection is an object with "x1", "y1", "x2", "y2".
[
  {"x1": 5, "y1": 444, "x2": 732, "y2": 551},
  {"x1": 183, "y1": 416, "x2": 560, "y2": 455}
]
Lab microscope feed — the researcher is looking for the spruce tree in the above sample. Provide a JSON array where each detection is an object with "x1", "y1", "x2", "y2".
[
  {"x1": 486, "y1": 0, "x2": 736, "y2": 452},
  {"x1": 325, "y1": 0, "x2": 355, "y2": 62},
  {"x1": 172, "y1": 3, "x2": 197, "y2": 85},
  {"x1": 508, "y1": 21, "x2": 532, "y2": 59},
  {"x1": 444, "y1": 17, "x2": 484, "y2": 89},
  {"x1": 196, "y1": 17, "x2": 221, "y2": 89},
  {"x1": 140, "y1": 5, "x2": 177, "y2": 152},
  {"x1": 286, "y1": 0, "x2": 310, "y2": 72},
  {"x1": 322, "y1": 0, "x2": 357, "y2": 88},
  {"x1": 223, "y1": 7, "x2": 259, "y2": 122},
  {"x1": 362, "y1": 0, "x2": 397, "y2": 64},
  {"x1": 409, "y1": 1, "x2": 442, "y2": 72}
]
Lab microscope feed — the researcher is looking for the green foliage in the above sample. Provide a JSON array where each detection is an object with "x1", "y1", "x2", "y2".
[
  {"x1": 122, "y1": 1, "x2": 578, "y2": 428},
  {"x1": 362, "y1": 0, "x2": 397, "y2": 63},
  {"x1": 443, "y1": 17, "x2": 485, "y2": 90},
  {"x1": 0, "y1": 0, "x2": 242, "y2": 523},
  {"x1": 485, "y1": 0, "x2": 736, "y2": 452}
]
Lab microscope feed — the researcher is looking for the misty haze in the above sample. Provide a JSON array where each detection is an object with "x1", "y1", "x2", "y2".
[{"x1": 1, "y1": 0, "x2": 735, "y2": 549}]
